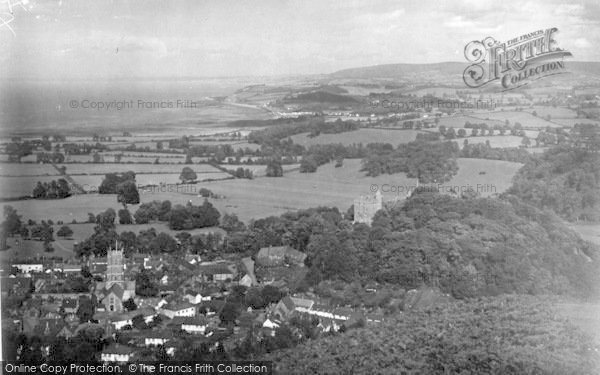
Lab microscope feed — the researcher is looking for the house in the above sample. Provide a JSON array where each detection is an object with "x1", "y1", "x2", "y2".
[
  {"x1": 13, "y1": 263, "x2": 43, "y2": 274},
  {"x1": 175, "y1": 316, "x2": 208, "y2": 334},
  {"x1": 274, "y1": 296, "x2": 296, "y2": 319},
  {"x1": 238, "y1": 274, "x2": 254, "y2": 288},
  {"x1": 256, "y1": 246, "x2": 306, "y2": 267},
  {"x1": 198, "y1": 264, "x2": 235, "y2": 282},
  {"x1": 60, "y1": 298, "x2": 79, "y2": 314},
  {"x1": 262, "y1": 318, "x2": 280, "y2": 329},
  {"x1": 1, "y1": 276, "x2": 32, "y2": 297},
  {"x1": 160, "y1": 302, "x2": 196, "y2": 319},
  {"x1": 106, "y1": 308, "x2": 157, "y2": 330},
  {"x1": 183, "y1": 293, "x2": 211, "y2": 305},
  {"x1": 101, "y1": 344, "x2": 134, "y2": 362},
  {"x1": 145, "y1": 332, "x2": 173, "y2": 346}
]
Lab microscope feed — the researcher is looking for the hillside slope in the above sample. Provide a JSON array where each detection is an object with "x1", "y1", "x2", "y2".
[{"x1": 265, "y1": 295, "x2": 600, "y2": 374}]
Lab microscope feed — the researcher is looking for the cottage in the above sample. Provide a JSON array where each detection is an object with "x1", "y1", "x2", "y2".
[
  {"x1": 160, "y1": 302, "x2": 196, "y2": 319},
  {"x1": 256, "y1": 246, "x2": 306, "y2": 267},
  {"x1": 183, "y1": 293, "x2": 211, "y2": 305},
  {"x1": 145, "y1": 332, "x2": 173, "y2": 346},
  {"x1": 175, "y1": 316, "x2": 208, "y2": 334},
  {"x1": 101, "y1": 344, "x2": 133, "y2": 362}
]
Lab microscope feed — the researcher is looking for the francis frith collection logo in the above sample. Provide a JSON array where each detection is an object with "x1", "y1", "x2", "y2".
[{"x1": 463, "y1": 28, "x2": 572, "y2": 91}]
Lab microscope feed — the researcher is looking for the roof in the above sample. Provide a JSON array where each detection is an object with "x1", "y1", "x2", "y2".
[
  {"x1": 290, "y1": 296, "x2": 314, "y2": 309},
  {"x1": 170, "y1": 316, "x2": 208, "y2": 326},
  {"x1": 280, "y1": 296, "x2": 295, "y2": 311},
  {"x1": 102, "y1": 344, "x2": 133, "y2": 355},
  {"x1": 106, "y1": 283, "x2": 124, "y2": 299},
  {"x1": 163, "y1": 301, "x2": 195, "y2": 311},
  {"x1": 256, "y1": 246, "x2": 306, "y2": 266}
]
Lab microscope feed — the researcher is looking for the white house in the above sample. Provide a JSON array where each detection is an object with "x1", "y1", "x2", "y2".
[
  {"x1": 14, "y1": 264, "x2": 43, "y2": 273},
  {"x1": 184, "y1": 293, "x2": 211, "y2": 304},
  {"x1": 145, "y1": 333, "x2": 172, "y2": 346},
  {"x1": 178, "y1": 317, "x2": 208, "y2": 334},
  {"x1": 160, "y1": 302, "x2": 196, "y2": 319},
  {"x1": 101, "y1": 344, "x2": 133, "y2": 362}
]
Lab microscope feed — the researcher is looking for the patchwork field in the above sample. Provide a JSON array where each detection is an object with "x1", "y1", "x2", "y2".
[
  {"x1": 0, "y1": 176, "x2": 63, "y2": 199},
  {"x1": 469, "y1": 111, "x2": 560, "y2": 128},
  {"x1": 436, "y1": 115, "x2": 504, "y2": 128},
  {"x1": 61, "y1": 163, "x2": 221, "y2": 175},
  {"x1": 1, "y1": 158, "x2": 524, "y2": 224},
  {"x1": 460, "y1": 135, "x2": 524, "y2": 148},
  {"x1": 290, "y1": 128, "x2": 425, "y2": 147}
]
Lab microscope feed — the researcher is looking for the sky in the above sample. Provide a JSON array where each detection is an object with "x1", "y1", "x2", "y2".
[{"x1": 1, "y1": 0, "x2": 599, "y2": 79}]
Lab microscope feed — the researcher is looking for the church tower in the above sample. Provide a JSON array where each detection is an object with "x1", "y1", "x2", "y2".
[{"x1": 105, "y1": 241, "x2": 124, "y2": 289}]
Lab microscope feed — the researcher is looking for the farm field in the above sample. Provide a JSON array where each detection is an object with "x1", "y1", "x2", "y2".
[
  {"x1": 551, "y1": 118, "x2": 600, "y2": 127},
  {"x1": 61, "y1": 163, "x2": 222, "y2": 175},
  {"x1": 0, "y1": 176, "x2": 64, "y2": 199},
  {"x1": 0, "y1": 163, "x2": 58, "y2": 177},
  {"x1": 436, "y1": 114, "x2": 504, "y2": 128},
  {"x1": 469, "y1": 111, "x2": 560, "y2": 128},
  {"x1": 524, "y1": 106, "x2": 578, "y2": 118},
  {"x1": 220, "y1": 164, "x2": 299, "y2": 177},
  {"x1": 72, "y1": 172, "x2": 231, "y2": 192},
  {"x1": 290, "y1": 128, "x2": 425, "y2": 147},
  {"x1": 442, "y1": 158, "x2": 523, "y2": 197},
  {"x1": 203, "y1": 157, "x2": 522, "y2": 222},
  {"x1": 460, "y1": 135, "x2": 524, "y2": 148}
]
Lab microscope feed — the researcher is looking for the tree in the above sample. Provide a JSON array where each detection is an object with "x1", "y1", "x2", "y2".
[
  {"x1": 179, "y1": 167, "x2": 197, "y2": 183},
  {"x1": 118, "y1": 209, "x2": 133, "y2": 224},
  {"x1": 521, "y1": 136, "x2": 531, "y2": 147},
  {"x1": 76, "y1": 297, "x2": 95, "y2": 323},
  {"x1": 117, "y1": 181, "x2": 140, "y2": 205},
  {"x1": 219, "y1": 302, "x2": 240, "y2": 325},
  {"x1": 221, "y1": 213, "x2": 246, "y2": 232},
  {"x1": 56, "y1": 225, "x2": 73, "y2": 238},
  {"x1": 266, "y1": 159, "x2": 283, "y2": 177},
  {"x1": 300, "y1": 155, "x2": 318, "y2": 173},
  {"x1": 136, "y1": 270, "x2": 158, "y2": 297},
  {"x1": 2, "y1": 206, "x2": 22, "y2": 236},
  {"x1": 457, "y1": 129, "x2": 467, "y2": 138}
]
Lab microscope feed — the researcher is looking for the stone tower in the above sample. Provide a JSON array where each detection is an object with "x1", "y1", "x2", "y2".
[
  {"x1": 353, "y1": 190, "x2": 383, "y2": 225},
  {"x1": 105, "y1": 242, "x2": 124, "y2": 289}
]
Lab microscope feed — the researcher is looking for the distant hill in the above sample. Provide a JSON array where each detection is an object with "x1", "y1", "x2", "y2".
[{"x1": 329, "y1": 61, "x2": 600, "y2": 80}]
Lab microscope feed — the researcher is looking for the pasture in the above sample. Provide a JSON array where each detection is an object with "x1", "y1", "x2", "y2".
[
  {"x1": 2, "y1": 157, "x2": 524, "y2": 224},
  {"x1": 469, "y1": 111, "x2": 560, "y2": 128},
  {"x1": 290, "y1": 128, "x2": 425, "y2": 147}
]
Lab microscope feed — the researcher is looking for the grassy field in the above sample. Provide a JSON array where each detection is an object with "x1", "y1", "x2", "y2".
[
  {"x1": 469, "y1": 111, "x2": 561, "y2": 128},
  {"x1": 0, "y1": 176, "x2": 64, "y2": 199},
  {"x1": 61, "y1": 163, "x2": 222, "y2": 175},
  {"x1": 460, "y1": 135, "x2": 524, "y2": 148},
  {"x1": 551, "y1": 118, "x2": 600, "y2": 127},
  {"x1": 0, "y1": 163, "x2": 58, "y2": 177},
  {"x1": 2, "y1": 158, "x2": 523, "y2": 224},
  {"x1": 436, "y1": 114, "x2": 504, "y2": 128},
  {"x1": 524, "y1": 106, "x2": 578, "y2": 118},
  {"x1": 290, "y1": 128, "x2": 425, "y2": 147},
  {"x1": 568, "y1": 223, "x2": 600, "y2": 246},
  {"x1": 443, "y1": 158, "x2": 523, "y2": 197}
]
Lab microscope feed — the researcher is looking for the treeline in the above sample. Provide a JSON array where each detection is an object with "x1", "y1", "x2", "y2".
[
  {"x1": 507, "y1": 144, "x2": 600, "y2": 221},
  {"x1": 216, "y1": 193, "x2": 599, "y2": 299},
  {"x1": 361, "y1": 140, "x2": 460, "y2": 183},
  {"x1": 247, "y1": 118, "x2": 358, "y2": 147},
  {"x1": 461, "y1": 143, "x2": 531, "y2": 163},
  {"x1": 75, "y1": 203, "x2": 221, "y2": 258},
  {"x1": 98, "y1": 171, "x2": 140, "y2": 204},
  {"x1": 133, "y1": 199, "x2": 220, "y2": 230},
  {"x1": 32, "y1": 179, "x2": 71, "y2": 199}
]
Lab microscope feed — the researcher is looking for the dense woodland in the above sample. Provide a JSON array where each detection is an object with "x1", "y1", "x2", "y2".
[{"x1": 265, "y1": 295, "x2": 600, "y2": 374}]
